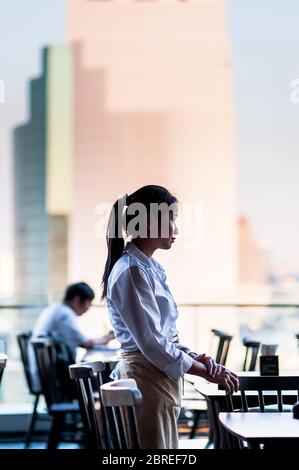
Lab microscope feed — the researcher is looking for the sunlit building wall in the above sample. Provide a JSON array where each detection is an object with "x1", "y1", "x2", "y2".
[
  {"x1": 238, "y1": 216, "x2": 270, "y2": 286},
  {"x1": 67, "y1": 0, "x2": 238, "y2": 351}
]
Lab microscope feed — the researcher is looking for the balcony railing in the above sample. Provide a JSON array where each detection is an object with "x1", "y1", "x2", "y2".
[{"x1": 0, "y1": 303, "x2": 298, "y2": 405}]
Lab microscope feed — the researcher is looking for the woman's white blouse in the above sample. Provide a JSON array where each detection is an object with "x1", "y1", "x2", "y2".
[{"x1": 106, "y1": 241, "x2": 193, "y2": 380}]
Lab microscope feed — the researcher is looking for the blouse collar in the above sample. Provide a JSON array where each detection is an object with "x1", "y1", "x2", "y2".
[
  {"x1": 124, "y1": 241, "x2": 166, "y2": 278},
  {"x1": 124, "y1": 241, "x2": 154, "y2": 269}
]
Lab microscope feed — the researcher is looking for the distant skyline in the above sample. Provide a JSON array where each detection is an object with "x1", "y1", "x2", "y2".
[{"x1": 1, "y1": 0, "x2": 299, "y2": 296}]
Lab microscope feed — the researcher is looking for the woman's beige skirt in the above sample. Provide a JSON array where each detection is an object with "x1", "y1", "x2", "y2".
[{"x1": 116, "y1": 351, "x2": 182, "y2": 449}]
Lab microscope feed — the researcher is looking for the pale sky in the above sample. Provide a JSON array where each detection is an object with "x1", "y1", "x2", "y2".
[
  {"x1": 228, "y1": 0, "x2": 299, "y2": 270},
  {"x1": 1, "y1": 0, "x2": 299, "y2": 297}
]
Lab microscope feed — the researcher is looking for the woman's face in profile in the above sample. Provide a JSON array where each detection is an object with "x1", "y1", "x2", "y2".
[{"x1": 149, "y1": 204, "x2": 179, "y2": 250}]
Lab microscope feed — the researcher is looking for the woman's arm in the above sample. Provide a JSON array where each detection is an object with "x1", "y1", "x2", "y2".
[
  {"x1": 110, "y1": 265, "x2": 193, "y2": 380},
  {"x1": 187, "y1": 360, "x2": 239, "y2": 394},
  {"x1": 174, "y1": 339, "x2": 224, "y2": 377}
]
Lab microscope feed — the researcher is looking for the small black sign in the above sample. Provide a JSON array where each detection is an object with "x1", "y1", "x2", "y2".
[{"x1": 259, "y1": 355, "x2": 279, "y2": 376}]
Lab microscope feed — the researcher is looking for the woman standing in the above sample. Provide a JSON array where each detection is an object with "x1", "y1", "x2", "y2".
[{"x1": 101, "y1": 185, "x2": 238, "y2": 449}]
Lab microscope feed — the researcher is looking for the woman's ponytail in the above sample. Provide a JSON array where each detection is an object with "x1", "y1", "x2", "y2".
[{"x1": 100, "y1": 195, "x2": 127, "y2": 300}]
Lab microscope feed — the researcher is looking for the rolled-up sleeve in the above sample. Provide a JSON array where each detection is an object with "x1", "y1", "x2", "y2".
[{"x1": 111, "y1": 265, "x2": 193, "y2": 379}]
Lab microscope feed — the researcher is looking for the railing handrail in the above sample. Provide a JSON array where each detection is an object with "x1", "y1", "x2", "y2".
[{"x1": 1, "y1": 303, "x2": 299, "y2": 309}]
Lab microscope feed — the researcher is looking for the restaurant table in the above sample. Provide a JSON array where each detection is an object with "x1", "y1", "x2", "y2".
[
  {"x1": 81, "y1": 347, "x2": 121, "y2": 384},
  {"x1": 82, "y1": 346, "x2": 121, "y2": 363},
  {"x1": 219, "y1": 412, "x2": 299, "y2": 449},
  {"x1": 185, "y1": 371, "x2": 299, "y2": 449}
]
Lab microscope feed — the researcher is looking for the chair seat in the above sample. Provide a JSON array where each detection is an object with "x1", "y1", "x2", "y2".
[{"x1": 50, "y1": 402, "x2": 79, "y2": 414}]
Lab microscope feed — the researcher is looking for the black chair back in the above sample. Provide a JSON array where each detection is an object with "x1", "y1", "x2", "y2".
[
  {"x1": 226, "y1": 376, "x2": 299, "y2": 413},
  {"x1": 0, "y1": 354, "x2": 7, "y2": 386},
  {"x1": 31, "y1": 337, "x2": 76, "y2": 409},
  {"x1": 100, "y1": 379, "x2": 142, "y2": 449},
  {"x1": 211, "y1": 329, "x2": 233, "y2": 366},
  {"x1": 69, "y1": 360, "x2": 117, "y2": 449},
  {"x1": 17, "y1": 331, "x2": 41, "y2": 395},
  {"x1": 242, "y1": 338, "x2": 261, "y2": 371}
]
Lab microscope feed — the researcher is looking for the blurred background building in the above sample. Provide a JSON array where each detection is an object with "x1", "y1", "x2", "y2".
[
  {"x1": 13, "y1": 46, "x2": 72, "y2": 304},
  {"x1": 238, "y1": 216, "x2": 270, "y2": 286},
  {"x1": 67, "y1": 0, "x2": 237, "y2": 308}
]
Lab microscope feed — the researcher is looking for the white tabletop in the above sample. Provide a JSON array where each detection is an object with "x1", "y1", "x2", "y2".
[{"x1": 219, "y1": 412, "x2": 299, "y2": 440}]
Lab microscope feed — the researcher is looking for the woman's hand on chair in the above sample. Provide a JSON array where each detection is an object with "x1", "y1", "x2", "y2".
[{"x1": 208, "y1": 368, "x2": 239, "y2": 395}]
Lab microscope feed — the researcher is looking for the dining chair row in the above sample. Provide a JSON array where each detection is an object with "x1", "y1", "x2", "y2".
[{"x1": 14, "y1": 330, "x2": 299, "y2": 450}]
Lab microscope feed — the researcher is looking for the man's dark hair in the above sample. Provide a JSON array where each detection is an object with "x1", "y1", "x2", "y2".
[{"x1": 63, "y1": 282, "x2": 95, "y2": 303}]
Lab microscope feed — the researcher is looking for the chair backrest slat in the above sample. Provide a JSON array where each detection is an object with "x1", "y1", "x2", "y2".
[
  {"x1": 127, "y1": 406, "x2": 139, "y2": 449},
  {"x1": 258, "y1": 390, "x2": 265, "y2": 412},
  {"x1": 226, "y1": 394, "x2": 234, "y2": 412},
  {"x1": 277, "y1": 390, "x2": 283, "y2": 412},
  {"x1": 105, "y1": 405, "x2": 120, "y2": 449},
  {"x1": 240, "y1": 390, "x2": 248, "y2": 412},
  {"x1": 116, "y1": 407, "x2": 129, "y2": 449}
]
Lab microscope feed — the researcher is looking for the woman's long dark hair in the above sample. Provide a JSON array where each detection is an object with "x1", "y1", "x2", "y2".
[{"x1": 100, "y1": 185, "x2": 177, "y2": 300}]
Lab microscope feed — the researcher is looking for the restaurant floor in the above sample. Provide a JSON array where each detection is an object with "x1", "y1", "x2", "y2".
[
  {"x1": 0, "y1": 442, "x2": 81, "y2": 449},
  {"x1": 0, "y1": 437, "x2": 209, "y2": 449}
]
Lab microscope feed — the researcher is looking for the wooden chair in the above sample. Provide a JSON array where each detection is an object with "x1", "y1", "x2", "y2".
[
  {"x1": 69, "y1": 360, "x2": 118, "y2": 449},
  {"x1": 242, "y1": 338, "x2": 260, "y2": 371},
  {"x1": 17, "y1": 331, "x2": 43, "y2": 447},
  {"x1": 31, "y1": 337, "x2": 81, "y2": 449},
  {"x1": 185, "y1": 329, "x2": 233, "y2": 443},
  {"x1": 223, "y1": 376, "x2": 299, "y2": 449}
]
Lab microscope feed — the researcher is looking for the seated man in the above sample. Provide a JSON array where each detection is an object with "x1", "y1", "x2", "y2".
[{"x1": 29, "y1": 282, "x2": 114, "y2": 391}]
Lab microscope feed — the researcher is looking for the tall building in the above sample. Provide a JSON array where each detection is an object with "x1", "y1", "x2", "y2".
[
  {"x1": 13, "y1": 46, "x2": 72, "y2": 303},
  {"x1": 67, "y1": 0, "x2": 238, "y2": 349}
]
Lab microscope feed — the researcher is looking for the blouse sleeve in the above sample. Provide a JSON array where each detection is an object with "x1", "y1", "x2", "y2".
[{"x1": 110, "y1": 265, "x2": 193, "y2": 379}]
